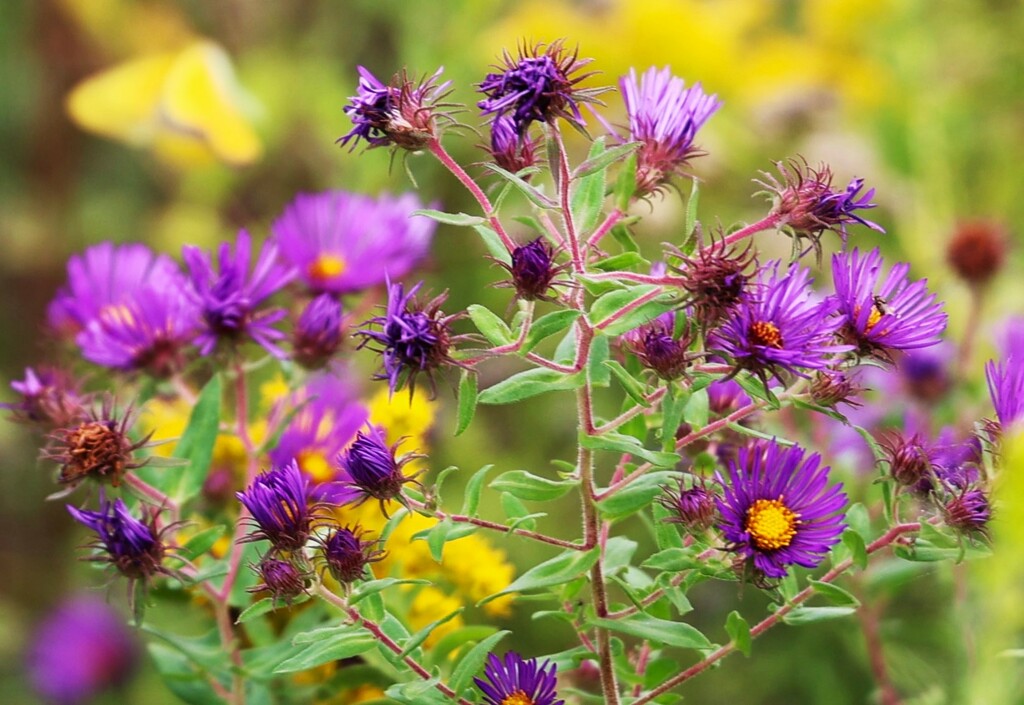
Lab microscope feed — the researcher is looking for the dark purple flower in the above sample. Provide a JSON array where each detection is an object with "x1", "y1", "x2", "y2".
[
  {"x1": 498, "y1": 237, "x2": 566, "y2": 302},
  {"x1": 183, "y1": 229, "x2": 294, "y2": 357},
  {"x1": 809, "y1": 370, "x2": 863, "y2": 408},
  {"x1": 355, "y1": 280, "x2": 460, "y2": 394},
  {"x1": 669, "y1": 238, "x2": 754, "y2": 328},
  {"x1": 236, "y1": 460, "x2": 314, "y2": 552},
  {"x1": 47, "y1": 242, "x2": 186, "y2": 338},
  {"x1": 943, "y1": 488, "x2": 991, "y2": 537},
  {"x1": 659, "y1": 478, "x2": 716, "y2": 532},
  {"x1": 339, "y1": 66, "x2": 451, "y2": 151},
  {"x1": 618, "y1": 66, "x2": 721, "y2": 195},
  {"x1": 338, "y1": 425, "x2": 418, "y2": 504},
  {"x1": 624, "y1": 311, "x2": 692, "y2": 380},
  {"x1": 249, "y1": 557, "x2": 308, "y2": 603},
  {"x1": 946, "y1": 219, "x2": 1007, "y2": 286},
  {"x1": 76, "y1": 284, "x2": 199, "y2": 377},
  {"x1": 488, "y1": 114, "x2": 539, "y2": 174},
  {"x1": 268, "y1": 373, "x2": 369, "y2": 503},
  {"x1": 708, "y1": 263, "x2": 850, "y2": 383},
  {"x1": 986, "y1": 356, "x2": 1024, "y2": 432},
  {"x1": 758, "y1": 159, "x2": 884, "y2": 245},
  {"x1": 47, "y1": 402, "x2": 149, "y2": 488},
  {"x1": 67, "y1": 496, "x2": 166, "y2": 582},
  {"x1": 717, "y1": 440, "x2": 846, "y2": 580},
  {"x1": 832, "y1": 248, "x2": 947, "y2": 358},
  {"x1": 272, "y1": 190, "x2": 435, "y2": 295},
  {"x1": 474, "y1": 651, "x2": 564, "y2": 705},
  {"x1": 898, "y1": 342, "x2": 952, "y2": 403},
  {"x1": 478, "y1": 40, "x2": 601, "y2": 137},
  {"x1": 293, "y1": 294, "x2": 344, "y2": 368},
  {"x1": 27, "y1": 596, "x2": 140, "y2": 705},
  {"x1": 931, "y1": 428, "x2": 983, "y2": 491},
  {"x1": 320, "y1": 526, "x2": 385, "y2": 583},
  {"x1": 2, "y1": 366, "x2": 85, "y2": 429},
  {"x1": 880, "y1": 431, "x2": 932, "y2": 488}
]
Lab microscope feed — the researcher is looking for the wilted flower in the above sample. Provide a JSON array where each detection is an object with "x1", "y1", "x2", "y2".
[
  {"x1": 27, "y1": 596, "x2": 140, "y2": 705},
  {"x1": 236, "y1": 460, "x2": 315, "y2": 553},
  {"x1": 618, "y1": 66, "x2": 721, "y2": 195},
  {"x1": 249, "y1": 557, "x2": 309, "y2": 603},
  {"x1": 292, "y1": 294, "x2": 344, "y2": 368},
  {"x1": 2, "y1": 366, "x2": 84, "y2": 429},
  {"x1": 659, "y1": 478, "x2": 716, "y2": 532},
  {"x1": 355, "y1": 280, "x2": 461, "y2": 394},
  {"x1": 624, "y1": 311, "x2": 692, "y2": 380},
  {"x1": 47, "y1": 402, "x2": 149, "y2": 488},
  {"x1": 183, "y1": 229, "x2": 294, "y2": 357},
  {"x1": 319, "y1": 526, "x2": 385, "y2": 583},
  {"x1": 272, "y1": 190, "x2": 435, "y2": 295},
  {"x1": 708, "y1": 263, "x2": 850, "y2": 384},
  {"x1": 339, "y1": 66, "x2": 452, "y2": 151},
  {"x1": 474, "y1": 651, "x2": 565, "y2": 705},
  {"x1": 717, "y1": 440, "x2": 846, "y2": 580},
  {"x1": 832, "y1": 248, "x2": 947, "y2": 359},
  {"x1": 669, "y1": 237, "x2": 754, "y2": 328},
  {"x1": 338, "y1": 425, "x2": 419, "y2": 505},
  {"x1": 478, "y1": 40, "x2": 601, "y2": 137}
]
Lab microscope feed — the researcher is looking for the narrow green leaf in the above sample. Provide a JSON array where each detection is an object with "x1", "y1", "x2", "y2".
[
  {"x1": 591, "y1": 251, "x2": 649, "y2": 272},
  {"x1": 522, "y1": 310, "x2": 582, "y2": 355},
  {"x1": 683, "y1": 389, "x2": 709, "y2": 430},
  {"x1": 842, "y1": 529, "x2": 869, "y2": 570},
  {"x1": 482, "y1": 163, "x2": 557, "y2": 209},
  {"x1": 683, "y1": 177, "x2": 700, "y2": 240},
  {"x1": 449, "y1": 630, "x2": 511, "y2": 694},
  {"x1": 478, "y1": 549, "x2": 599, "y2": 606},
  {"x1": 398, "y1": 607, "x2": 465, "y2": 658},
  {"x1": 169, "y1": 374, "x2": 222, "y2": 503},
  {"x1": 471, "y1": 224, "x2": 511, "y2": 265},
  {"x1": 782, "y1": 606, "x2": 858, "y2": 625},
  {"x1": 274, "y1": 631, "x2": 377, "y2": 672},
  {"x1": 349, "y1": 578, "x2": 430, "y2": 605},
  {"x1": 479, "y1": 368, "x2": 584, "y2": 405},
  {"x1": 573, "y1": 141, "x2": 641, "y2": 180},
  {"x1": 611, "y1": 222, "x2": 639, "y2": 253},
  {"x1": 500, "y1": 492, "x2": 532, "y2": 527},
  {"x1": 588, "y1": 285, "x2": 674, "y2": 337},
  {"x1": 428, "y1": 626, "x2": 500, "y2": 668},
  {"x1": 461, "y1": 465, "x2": 493, "y2": 516},
  {"x1": 808, "y1": 579, "x2": 861, "y2": 607},
  {"x1": 598, "y1": 471, "x2": 677, "y2": 522},
  {"x1": 180, "y1": 525, "x2": 226, "y2": 561},
  {"x1": 467, "y1": 304, "x2": 513, "y2": 346},
  {"x1": 604, "y1": 360, "x2": 651, "y2": 408},
  {"x1": 589, "y1": 614, "x2": 711, "y2": 650},
  {"x1": 580, "y1": 431, "x2": 680, "y2": 468},
  {"x1": 660, "y1": 384, "x2": 687, "y2": 452},
  {"x1": 615, "y1": 152, "x2": 638, "y2": 212},
  {"x1": 490, "y1": 470, "x2": 577, "y2": 501},
  {"x1": 411, "y1": 209, "x2": 485, "y2": 227},
  {"x1": 726, "y1": 611, "x2": 752, "y2": 656},
  {"x1": 455, "y1": 370, "x2": 478, "y2": 436},
  {"x1": 236, "y1": 598, "x2": 275, "y2": 624},
  {"x1": 571, "y1": 138, "x2": 609, "y2": 234}
]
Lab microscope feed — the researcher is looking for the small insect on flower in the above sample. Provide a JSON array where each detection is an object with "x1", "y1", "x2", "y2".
[
  {"x1": 717, "y1": 440, "x2": 846, "y2": 580},
  {"x1": 337, "y1": 425, "x2": 421, "y2": 508},
  {"x1": 318, "y1": 526, "x2": 385, "y2": 584},
  {"x1": 249, "y1": 556, "x2": 310, "y2": 604},
  {"x1": 236, "y1": 460, "x2": 316, "y2": 553},
  {"x1": 46, "y1": 401, "x2": 150, "y2": 488},
  {"x1": 474, "y1": 651, "x2": 565, "y2": 705}
]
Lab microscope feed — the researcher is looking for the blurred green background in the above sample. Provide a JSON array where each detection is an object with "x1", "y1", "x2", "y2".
[{"x1": 2, "y1": 0, "x2": 1024, "y2": 703}]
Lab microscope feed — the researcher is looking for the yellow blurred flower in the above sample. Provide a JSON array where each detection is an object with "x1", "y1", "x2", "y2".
[
  {"x1": 368, "y1": 387, "x2": 436, "y2": 449},
  {"x1": 66, "y1": 39, "x2": 262, "y2": 168},
  {"x1": 440, "y1": 534, "x2": 516, "y2": 618},
  {"x1": 408, "y1": 586, "x2": 465, "y2": 648}
]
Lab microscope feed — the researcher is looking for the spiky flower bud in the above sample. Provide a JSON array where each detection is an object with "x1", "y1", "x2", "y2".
[
  {"x1": 624, "y1": 312, "x2": 692, "y2": 380},
  {"x1": 2, "y1": 366, "x2": 85, "y2": 429},
  {"x1": 809, "y1": 370, "x2": 863, "y2": 408},
  {"x1": 942, "y1": 488, "x2": 991, "y2": 537},
  {"x1": 659, "y1": 479, "x2": 716, "y2": 532},
  {"x1": 340, "y1": 67, "x2": 452, "y2": 151},
  {"x1": 236, "y1": 460, "x2": 313, "y2": 553},
  {"x1": 488, "y1": 115, "x2": 539, "y2": 175},
  {"x1": 249, "y1": 557, "x2": 308, "y2": 603},
  {"x1": 338, "y1": 426, "x2": 417, "y2": 504},
  {"x1": 668, "y1": 238, "x2": 754, "y2": 328},
  {"x1": 292, "y1": 294, "x2": 344, "y2": 368},
  {"x1": 946, "y1": 219, "x2": 1007, "y2": 287},
  {"x1": 67, "y1": 497, "x2": 167, "y2": 583},
  {"x1": 47, "y1": 402, "x2": 148, "y2": 488},
  {"x1": 498, "y1": 237, "x2": 566, "y2": 302},
  {"x1": 881, "y1": 432, "x2": 931, "y2": 487},
  {"x1": 320, "y1": 526, "x2": 385, "y2": 583}
]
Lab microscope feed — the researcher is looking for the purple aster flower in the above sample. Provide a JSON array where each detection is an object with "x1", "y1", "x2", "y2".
[
  {"x1": 478, "y1": 40, "x2": 602, "y2": 137},
  {"x1": 355, "y1": 280, "x2": 461, "y2": 394},
  {"x1": 996, "y1": 316, "x2": 1024, "y2": 359},
  {"x1": 717, "y1": 440, "x2": 846, "y2": 580},
  {"x1": 943, "y1": 488, "x2": 991, "y2": 537},
  {"x1": 708, "y1": 262, "x2": 850, "y2": 384},
  {"x1": 659, "y1": 478, "x2": 716, "y2": 532},
  {"x1": 2, "y1": 366, "x2": 85, "y2": 429},
  {"x1": 832, "y1": 248, "x2": 947, "y2": 359},
  {"x1": 236, "y1": 460, "x2": 315, "y2": 552},
  {"x1": 931, "y1": 428, "x2": 982, "y2": 491},
  {"x1": 271, "y1": 190, "x2": 435, "y2": 295},
  {"x1": 319, "y1": 526, "x2": 385, "y2": 583},
  {"x1": 183, "y1": 229, "x2": 293, "y2": 357},
  {"x1": 757, "y1": 159, "x2": 884, "y2": 247},
  {"x1": 27, "y1": 596, "x2": 140, "y2": 705},
  {"x1": 474, "y1": 651, "x2": 564, "y2": 705},
  {"x1": 76, "y1": 284, "x2": 199, "y2": 377},
  {"x1": 249, "y1": 557, "x2": 309, "y2": 603},
  {"x1": 67, "y1": 496, "x2": 168, "y2": 587},
  {"x1": 624, "y1": 311, "x2": 693, "y2": 380},
  {"x1": 292, "y1": 294, "x2": 344, "y2": 368},
  {"x1": 48, "y1": 242, "x2": 186, "y2": 337},
  {"x1": 488, "y1": 114, "x2": 539, "y2": 174},
  {"x1": 618, "y1": 66, "x2": 721, "y2": 195},
  {"x1": 897, "y1": 342, "x2": 952, "y2": 403},
  {"x1": 339, "y1": 66, "x2": 451, "y2": 151},
  {"x1": 338, "y1": 425, "x2": 419, "y2": 505},
  {"x1": 268, "y1": 372, "x2": 369, "y2": 503},
  {"x1": 985, "y1": 356, "x2": 1024, "y2": 432},
  {"x1": 46, "y1": 402, "x2": 149, "y2": 488},
  {"x1": 708, "y1": 378, "x2": 753, "y2": 416}
]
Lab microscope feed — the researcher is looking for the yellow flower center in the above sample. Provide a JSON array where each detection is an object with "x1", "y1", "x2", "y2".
[
  {"x1": 297, "y1": 449, "x2": 334, "y2": 483},
  {"x1": 99, "y1": 303, "x2": 135, "y2": 327},
  {"x1": 501, "y1": 692, "x2": 534, "y2": 705},
  {"x1": 749, "y1": 320, "x2": 784, "y2": 348},
  {"x1": 307, "y1": 254, "x2": 347, "y2": 283},
  {"x1": 745, "y1": 497, "x2": 800, "y2": 551}
]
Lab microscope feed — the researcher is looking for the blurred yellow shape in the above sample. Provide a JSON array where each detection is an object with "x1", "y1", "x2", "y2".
[
  {"x1": 368, "y1": 387, "x2": 437, "y2": 447},
  {"x1": 440, "y1": 533, "x2": 516, "y2": 617},
  {"x1": 408, "y1": 586, "x2": 465, "y2": 647},
  {"x1": 66, "y1": 40, "x2": 262, "y2": 168}
]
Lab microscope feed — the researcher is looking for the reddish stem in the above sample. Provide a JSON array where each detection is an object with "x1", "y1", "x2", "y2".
[{"x1": 718, "y1": 213, "x2": 783, "y2": 249}]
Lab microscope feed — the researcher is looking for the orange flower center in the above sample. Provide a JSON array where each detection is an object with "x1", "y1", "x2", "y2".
[
  {"x1": 297, "y1": 449, "x2": 334, "y2": 483},
  {"x1": 745, "y1": 497, "x2": 800, "y2": 551},
  {"x1": 501, "y1": 692, "x2": 534, "y2": 705},
  {"x1": 307, "y1": 254, "x2": 346, "y2": 284},
  {"x1": 749, "y1": 320, "x2": 784, "y2": 348}
]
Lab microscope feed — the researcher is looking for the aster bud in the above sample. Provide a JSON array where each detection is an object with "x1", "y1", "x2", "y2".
[
  {"x1": 946, "y1": 219, "x2": 1007, "y2": 287},
  {"x1": 942, "y1": 488, "x2": 991, "y2": 537},
  {"x1": 881, "y1": 432, "x2": 931, "y2": 488},
  {"x1": 320, "y1": 526, "x2": 385, "y2": 583},
  {"x1": 488, "y1": 115, "x2": 539, "y2": 175},
  {"x1": 624, "y1": 312, "x2": 692, "y2": 380},
  {"x1": 659, "y1": 479, "x2": 716, "y2": 532},
  {"x1": 340, "y1": 67, "x2": 453, "y2": 151},
  {"x1": 339, "y1": 426, "x2": 418, "y2": 504},
  {"x1": 667, "y1": 237, "x2": 754, "y2": 328},
  {"x1": 293, "y1": 294, "x2": 344, "y2": 368},
  {"x1": 2, "y1": 366, "x2": 85, "y2": 430},
  {"x1": 236, "y1": 460, "x2": 314, "y2": 553},
  {"x1": 250, "y1": 557, "x2": 308, "y2": 603},
  {"x1": 497, "y1": 238, "x2": 567, "y2": 303},
  {"x1": 809, "y1": 370, "x2": 863, "y2": 408}
]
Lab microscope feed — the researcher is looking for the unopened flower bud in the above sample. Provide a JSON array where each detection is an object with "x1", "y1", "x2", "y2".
[{"x1": 946, "y1": 219, "x2": 1007, "y2": 286}]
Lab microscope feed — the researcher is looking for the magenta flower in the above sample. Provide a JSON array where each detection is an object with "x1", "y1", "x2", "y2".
[
  {"x1": 236, "y1": 460, "x2": 314, "y2": 552},
  {"x1": 475, "y1": 651, "x2": 564, "y2": 705},
  {"x1": 339, "y1": 66, "x2": 451, "y2": 150},
  {"x1": 271, "y1": 190, "x2": 434, "y2": 296}
]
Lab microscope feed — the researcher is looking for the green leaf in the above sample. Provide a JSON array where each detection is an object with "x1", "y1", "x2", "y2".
[
  {"x1": 808, "y1": 579, "x2": 861, "y2": 608},
  {"x1": 660, "y1": 384, "x2": 687, "y2": 452},
  {"x1": 735, "y1": 372, "x2": 780, "y2": 409},
  {"x1": 500, "y1": 492, "x2": 533, "y2": 528},
  {"x1": 641, "y1": 548, "x2": 701, "y2": 572},
  {"x1": 573, "y1": 141, "x2": 641, "y2": 180},
  {"x1": 274, "y1": 630, "x2": 377, "y2": 672},
  {"x1": 614, "y1": 151, "x2": 639, "y2": 211},
  {"x1": 580, "y1": 431, "x2": 680, "y2": 468},
  {"x1": 399, "y1": 607, "x2": 465, "y2": 658},
  {"x1": 467, "y1": 304, "x2": 513, "y2": 346},
  {"x1": 428, "y1": 626, "x2": 500, "y2": 668},
  {"x1": 592, "y1": 251, "x2": 648, "y2": 272},
  {"x1": 148, "y1": 644, "x2": 224, "y2": 705},
  {"x1": 349, "y1": 578, "x2": 430, "y2": 605},
  {"x1": 603, "y1": 536, "x2": 638, "y2": 575},
  {"x1": 478, "y1": 548, "x2": 599, "y2": 606},
  {"x1": 472, "y1": 224, "x2": 511, "y2": 265},
  {"x1": 589, "y1": 614, "x2": 711, "y2": 650},
  {"x1": 571, "y1": 138, "x2": 609, "y2": 234},
  {"x1": 479, "y1": 368, "x2": 584, "y2": 405},
  {"x1": 180, "y1": 525, "x2": 226, "y2": 561},
  {"x1": 236, "y1": 598, "x2": 275, "y2": 624},
  {"x1": 684, "y1": 177, "x2": 700, "y2": 241},
  {"x1": 588, "y1": 285, "x2": 675, "y2": 337},
  {"x1": 455, "y1": 370, "x2": 478, "y2": 436},
  {"x1": 522, "y1": 310, "x2": 582, "y2": 355},
  {"x1": 461, "y1": 465, "x2": 493, "y2": 516},
  {"x1": 845, "y1": 502, "x2": 871, "y2": 539},
  {"x1": 726, "y1": 611, "x2": 752, "y2": 656},
  {"x1": 168, "y1": 374, "x2": 222, "y2": 504},
  {"x1": 598, "y1": 471, "x2": 677, "y2": 522},
  {"x1": 449, "y1": 630, "x2": 512, "y2": 695},
  {"x1": 842, "y1": 529, "x2": 869, "y2": 570},
  {"x1": 604, "y1": 360, "x2": 652, "y2": 408},
  {"x1": 490, "y1": 470, "x2": 577, "y2": 501},
  {"x1": 611, "y1": 222, "x2": 639, "y2": 253},
  {"x1": 683, "y1": 389, "x2": 709, "y2": 429},
  {"x1": 483, "y1": 163, "x2": 557, "y2": 209},
  {"x1": 411, "y1": 209, "x2": 485, "y2": 227},
  {"x1": 782, "y1": 606, "x2": 858, "y2": 625}
]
